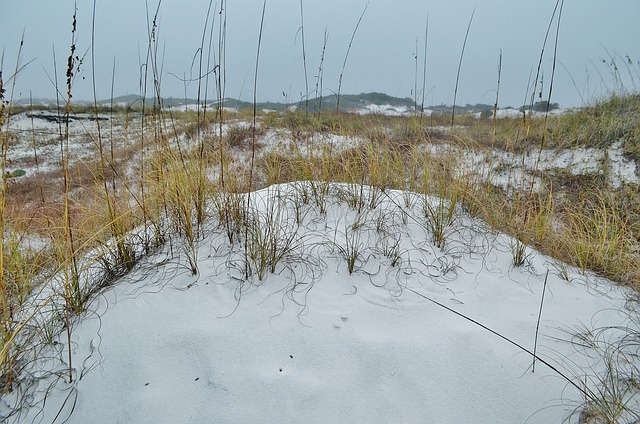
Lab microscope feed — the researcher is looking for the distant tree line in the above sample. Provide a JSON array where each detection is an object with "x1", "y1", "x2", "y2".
[{"x1": 520, "y1": 101, "x2": 560, "y2": 113}]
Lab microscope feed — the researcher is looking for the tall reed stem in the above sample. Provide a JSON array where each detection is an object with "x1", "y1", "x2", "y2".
[
  {"x1": 336, "y1": 3, "x2": 368, "y2": 112},
  {"x1": 245, "y1": 0, "x2": 267, "y2": 279},
  {"x1": 63, "y1": 5, "x2": 80, "y2": 383},
  {"x1": 492, "y1": 49, "x2": 502, "y2": 145},
  {"x1": 300, "y1": 0, "x2": 309, "y2": 113},
  {"x1": 532, "y1": 270, "x2": 549, "y2": 373},
  {"x1": 314, "y1": 29, "x2": 328, "y2": 115},
  {"x1": 216, "y1": 0, "x2": 227, "y2": 189},
  {"x1": 420, "y1": 14, "x2": 429, "y2": 120},
  {"x1": 451, "y1": 7, "x2": 475, "y2": 128},
  {"x1": 0, "y1": 47, "x2": 9, "y2": 390},
  {"x1": 528, "y1": 0, "x2": 564, "y2": 197}
]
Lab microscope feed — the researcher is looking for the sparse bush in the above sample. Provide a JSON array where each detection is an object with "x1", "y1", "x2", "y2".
[
  {"x1": 226, "y1": 124, "x2": 264, "y2": 149},
  {"x1": 7, "y1": 170, "x2": 25, "y2": 178}
]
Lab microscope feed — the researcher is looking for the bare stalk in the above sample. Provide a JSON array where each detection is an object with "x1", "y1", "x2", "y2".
[
  {"x1": 300, "y1": 0, "x2": 309, "y2": 113},
  {"x1": 336, "y1": 3, "x2": 368, "y2": 112},
  {"x1": 194, "y1": 0, "x2": 216, "y2": 233},
  {"x1": 196, "y1": 0, "x2": 215, "y2": 143},
  {"x1": 245, "y1": 0, "x2": 267, "y2": 279},
  {"x1": 451, "y1": 7, "x2": 475, "y2": 128},
  {"x1": 139, "y1": 0, "x2": 165, "y2": 251},
  {"x1": 140, "y1": 1, "x2": 153, "y2": 246},
  {"x1": 93, "y1": 0, "x2": 134, "y2": 272},
  {"x1": 405, "y1": 286, "x2": 596, "y2": 404},
  {"x1": 215, "y1": 0, "x2": 227, "y2": 189},
  {"x1": 413, "y1": 38, "x2": 418, "y2": 117},
  {"x1": 532, "y1": 270, "x2": 549, "y2": 373},
  {"x1": 63, "y1": 5, "x2": 80, "y2": 383},
  {"x1": 249, "y1": 0, "x2": 267, "y2": 195},
  {"x1": 52, "y1": 46, "x2": 64, "y2": 140},
  {"x1": 29, "y1": 92, "x2": 45, "y2": 204},
  {"x1": 528, "y1": 0, "x2": 565, "y2": 196},
  {"x1": 528, "y1": 0, "x2": 561, "y2": 115},
  {"x1": 540, "y1": 0, "x2": 564, "y2": 144},
  {"x1": 92, "y1": 0, "x2": 110, "y2": 203},
  {"x1": 419, "y1": 14, "x2": 429, "y2": 120},
  {"x1": 492, "y1": 49, "x2": 502, "y2": 145},
  {"x1": 109, "y1": 57, "x2": 117, "y2": 193},
  {"x1": 314, "y1": 28, "x2": 328, "y2": 115},
  {"x1": 0, "y1": 46, "x2": 9, "y2": 390}
]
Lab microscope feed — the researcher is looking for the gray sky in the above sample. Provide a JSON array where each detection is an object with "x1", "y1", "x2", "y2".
[{"x1": 2, "y1": 0, "x2": 639, "y2": 108}]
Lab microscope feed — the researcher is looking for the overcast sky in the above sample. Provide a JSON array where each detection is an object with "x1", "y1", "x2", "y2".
[{"x1": 2, "y1": 0, "x2": 639, "y2": 108}]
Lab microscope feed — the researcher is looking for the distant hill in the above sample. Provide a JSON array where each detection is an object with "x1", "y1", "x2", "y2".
[
  {"x1": 292, "y1": 92, "x2": 415, "y2": 112},
  {"x1": 11, "y1": 92, "x2": 509, "y2": 115}
]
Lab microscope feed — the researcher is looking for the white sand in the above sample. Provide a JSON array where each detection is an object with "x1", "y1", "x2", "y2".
[{"x1": 2, "y1": 184, "x2": 636, "y2": 423}]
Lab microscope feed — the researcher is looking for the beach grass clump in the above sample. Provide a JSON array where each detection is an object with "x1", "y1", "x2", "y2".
[
  {"x1": 549, "y1": 95, "x2": 640, "y2": 153},
  {"x1": 561, "y1": 193, "x2": 638, "y2": 284},
  {"x1": 159, "y1": 151, "x2": 213, "y2": 275},
  {"x1": 244, "y1": 188, "x2": 305, "y2": 281}
]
